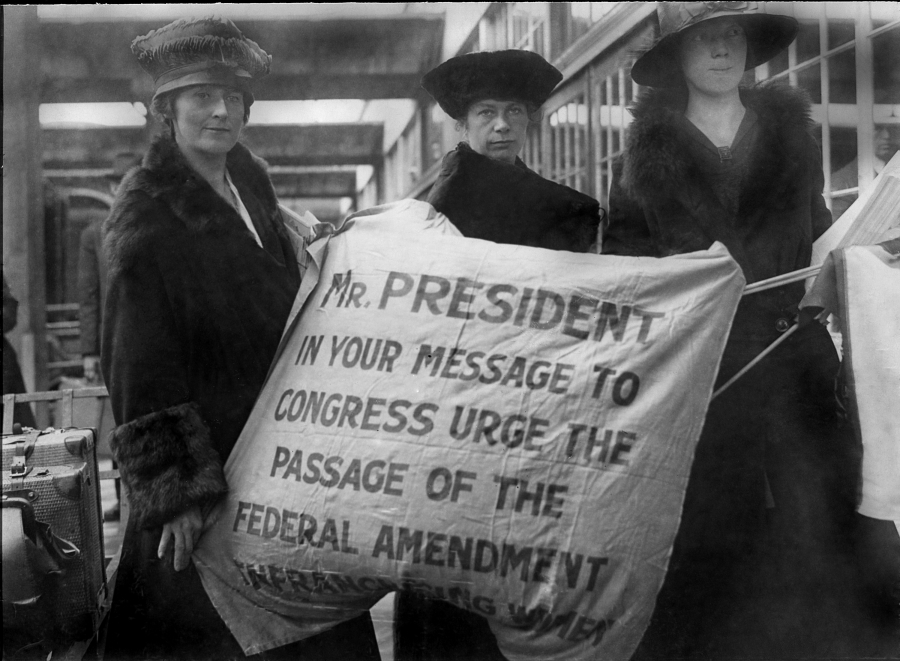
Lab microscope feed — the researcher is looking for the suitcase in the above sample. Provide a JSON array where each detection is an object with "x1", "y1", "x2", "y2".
[{"x1": 2, "y1": 428, "x2": 107, "y2": 640}]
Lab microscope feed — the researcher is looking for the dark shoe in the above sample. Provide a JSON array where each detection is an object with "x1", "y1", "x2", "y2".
[{"x1": 104, "y1": 502, "x2": 121, "y2": 522}]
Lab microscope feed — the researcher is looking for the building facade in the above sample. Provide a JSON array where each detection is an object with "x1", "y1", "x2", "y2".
[{"x1": 365, "y1": 1, "x2": 900, "y2": 240}]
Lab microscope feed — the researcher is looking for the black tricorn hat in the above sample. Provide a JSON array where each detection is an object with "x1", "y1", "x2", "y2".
[
  {"x1": 632, "y1": 2, "x2": 798, "y2": 88},
  {"x1": 132, "y1": 16, "x2": 270, "y2": 102},
  {"x1": 422, "y1": 50, "x2": 562, "y2": 121}
]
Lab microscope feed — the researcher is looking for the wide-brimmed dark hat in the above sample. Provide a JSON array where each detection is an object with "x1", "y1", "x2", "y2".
[
  {"x1": 632, "y1": 2, "x2": 798, "y2": 88},
  {"x1": 422, "y1": 50, "x2": 562, "y2": 121},
  {"x1": 132, "y1": 16, "x2": 271, "y2": 103}
]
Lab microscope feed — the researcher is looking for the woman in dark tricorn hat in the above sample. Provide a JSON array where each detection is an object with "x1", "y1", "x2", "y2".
[
  {"x1": 604, "y1": 3, "x2": 857, "y2": 658},
  {"x1": 394, "y1": 50, "x2": 603, "y2": 661},
  {"x1": 421, "y1": 49, "x2": 603, "y2": 252},
  {"x1": 102, "y1": 16, "x2": 379, "y2": 660}
]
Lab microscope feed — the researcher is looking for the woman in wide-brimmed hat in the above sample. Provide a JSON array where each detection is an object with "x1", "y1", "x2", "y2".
[
  {"x1": 603, "y1": 3, "x2": 857, "y2": 658},
  {"x1": 102, "y1": 16, "x2": 380, "y2": 660},
  {"x1": 392, "y1": 50, "x2": 604, "y2": 661}
]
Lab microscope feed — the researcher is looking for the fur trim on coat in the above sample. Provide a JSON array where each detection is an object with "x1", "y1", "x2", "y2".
[
  {"x1": 605, "y1": 82, "x2": 832, "y2": 292},
  {"x1": 110, "y1": 402, "x2": 227, "y2": 529},
  {"x1": 622, "y1": 83, "x2": 815, "y2": 207},
  {"x1": 106, "y1": 132, "x2": 286, "y2": 277}
]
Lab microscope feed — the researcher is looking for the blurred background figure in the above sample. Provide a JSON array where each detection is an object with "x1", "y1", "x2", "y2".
[
  {"x1": 3, "y1": 271, "x2": 37, "y2": 431},
  {"x1": 78, "y1": 152, "x2": 140, "y2": 385},
  {"x1": 831, "y1": 125, "x2": 899, "y2": 220}
]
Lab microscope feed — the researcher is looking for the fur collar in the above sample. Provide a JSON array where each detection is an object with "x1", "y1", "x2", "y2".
[
  {"x1": 622, "y1": 83, "x2": 816, "y2": 210},
  {"x1": 105, "y1": 131, "x2": 279, "y2": 270}
]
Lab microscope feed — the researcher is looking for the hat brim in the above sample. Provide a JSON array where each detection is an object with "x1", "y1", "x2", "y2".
[
  {"x1": 152, "y1": 67, "x2": 255, "y2": 103},
  {"x1": 631, "y1": 14, "x2": 799, "y2": 88}
]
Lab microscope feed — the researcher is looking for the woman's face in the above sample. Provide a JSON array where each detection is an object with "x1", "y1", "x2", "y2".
[
  {"x1": 172, "y1": 84, "x2": 246, "y2": 159},
  {"x1": 679, "y1": 18, "x2": 748, "y2": 97},
  {"x1": 464, "y1": 99, "x2": 530, "y2": 164}
]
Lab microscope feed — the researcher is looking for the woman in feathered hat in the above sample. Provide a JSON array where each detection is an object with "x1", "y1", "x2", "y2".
[
  {"x1": 603, "y1": 3, "x2": 856, "y2": 658},
  {"x1": 393, "y1": 51, "x2": 604, "y2": 661},
  {"x1": 102, "y1": 17, "x2": 379, "y2": 660}
]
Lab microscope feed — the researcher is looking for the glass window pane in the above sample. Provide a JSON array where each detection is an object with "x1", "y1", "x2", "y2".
[
  {"x1": 769, "y1": 47, "x2": 789, "y2": 77},
  {"x1": 872, "y1": 28, "x2": 900, "y2": 181},
  {"x1": 828, "y1": 48, "x2": 856, "y2": 104},
  {"x1": 873, "y1": 27, "x2": 900, "y2": 104},
  {"x1": 829, "y1": 127, "x2": 858, "y2": 221},
  {"x1": 569, "y1": 3, "x2": 591, "y2": 45},
  {"x1": 871, "y1": 3, "x2": 899, "y2": 29},
  {"x1": 795, "y1": 20, "x2": 820, "y2": 62},
  {"x1": 571, "y1": 2, "x2": 591, "y2": 22},
  {"x1": 797, "y1": 63, "x2": 822, "y2": 104},
  {"x1": 831, "y1": 127, "x2": 858, "y2": 179},
  {"x1": 827, "y1": 20, "x2": 855, "y2": 50}
]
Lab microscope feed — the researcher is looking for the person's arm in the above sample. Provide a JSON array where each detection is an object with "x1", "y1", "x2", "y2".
[
  {"x1": 77, "y1": 224, "x2": 101, "y2": 376},
  {"x1": 601, "y1": 157, "x2": 657, "y2": 256},
  {"x1": 102, "y1": 199, "x2": 227, "y2": 570}
]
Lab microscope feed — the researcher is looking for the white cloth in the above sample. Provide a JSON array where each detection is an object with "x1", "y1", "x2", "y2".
[
  {"x1": 194, "y1": 201, "x2": 746, "y2": 660},
  {"x1": 226, "y1": 169, "x2": 262, "y2": 248}
]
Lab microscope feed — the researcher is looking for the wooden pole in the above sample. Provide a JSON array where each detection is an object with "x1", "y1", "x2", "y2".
[{"x1": 3, "y1": 6, "x2": 49, "y2": 423}]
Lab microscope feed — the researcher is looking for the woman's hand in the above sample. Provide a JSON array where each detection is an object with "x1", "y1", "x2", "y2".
[{"x1": 158, "y1": 506, "x2": 204, "y2": 571}]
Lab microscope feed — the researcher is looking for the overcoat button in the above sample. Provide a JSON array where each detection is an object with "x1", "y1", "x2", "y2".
[{"x1": 775, "y1": 318, "x2": 790, "y2": 333}]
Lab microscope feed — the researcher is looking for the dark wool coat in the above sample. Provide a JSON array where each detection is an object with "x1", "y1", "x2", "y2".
[
  {"x1": 604, "y1": 85, "x2": 859, "y2": 659},
  {"x1": 427, "y1": 142, "x2": 602, "y2": 252},
  {"x1": 77, "y1": 219, "x2": 109, "y2": 357},
  {"x1": 397, "y1": 144, "x2": 603, "y2": 661},
  {"x1": 101, "y1": 133, "x2": 378, "y2": 660}
]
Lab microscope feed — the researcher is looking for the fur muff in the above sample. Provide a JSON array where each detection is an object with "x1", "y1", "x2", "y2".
[{"x1": 110, "y1": 402, "x2": 226, "y2": 530}]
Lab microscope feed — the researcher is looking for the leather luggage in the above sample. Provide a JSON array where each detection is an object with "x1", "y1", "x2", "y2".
[{"x1": 2, "y1": 428, "x2": 107, "y2": 640}]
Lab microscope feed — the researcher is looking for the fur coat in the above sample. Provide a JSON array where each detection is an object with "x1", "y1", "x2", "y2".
[
  {"x1": 603, "y1": 85, "x2": 858, "y2": 658},
  {"x1": 101, "y1": 133, "x2": 378, "y2": 660},
  {"x1": 428, "y1": 142, "x2": 602, "y2": 252},
  {"x1": 604, "y1": 83, "x2": 833, "y2": 344}
]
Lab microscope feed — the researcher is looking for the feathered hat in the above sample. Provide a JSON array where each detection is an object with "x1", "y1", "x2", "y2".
[
  {"x1": 422, "y1": 50, "x2": 562, "y2": 121},
  {"x1": 132, "y1": 16, "x2": 271, "y2": 103},
  {"x1": 631, "y1": 2, "x2": 798, "y2": 88}
]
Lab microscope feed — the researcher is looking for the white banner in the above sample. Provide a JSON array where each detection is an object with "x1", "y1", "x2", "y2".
[
  {"x1": 194, "y1": 202, "x2": 745, "y2": 660},
  {"x1": 837, "y1": 242, "x2": 900, "y2": 522}
]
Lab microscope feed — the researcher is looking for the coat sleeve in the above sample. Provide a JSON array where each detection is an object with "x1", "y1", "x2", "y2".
[
  {"x1": 102, "y1": 201, "x2": 227, "y2": 530},
  {"x1": 601, "y1": 157, "x2": 658, "y2": 257},
  {"x1": 77, "y1": 224, "x2": 101, "y2": 356}
]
